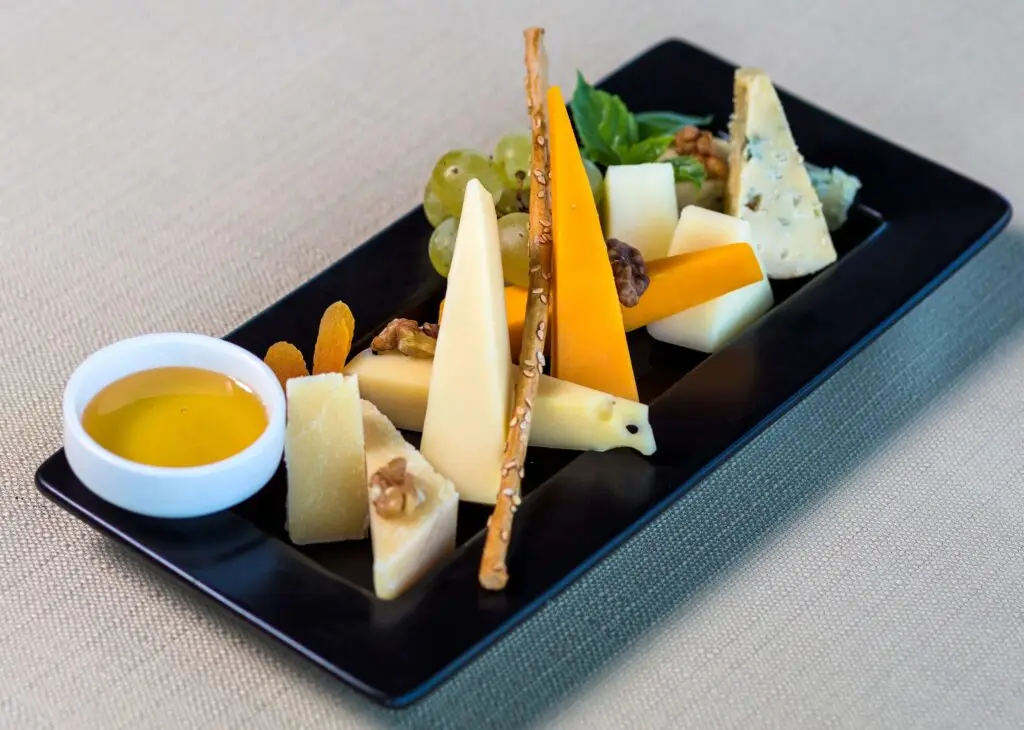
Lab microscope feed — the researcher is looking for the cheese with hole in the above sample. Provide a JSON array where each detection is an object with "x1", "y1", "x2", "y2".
[
  {"x1": 726, "y1": 67, "x2": 836, "y2": 279},
  {"x1": 345, "y1": 349, "x2": 655, "y2": 455},
  {"x1": 362, "y1": 400, "x2": 458, "y2": 600},
  {"x1": 619, "y1": 244, "x2": 764, "y2": 331},
  {"x1": 647, "y1": 206, "x2": 774, "y2": 352},
  {"x1": 602, "y1": 162, "x2": 679, "y2": 261},
  {"x1": 420, "y1": 178, "x2": 511, "y2": 504},
  {"x1": 284, "y1": 373, "x2": 367, "y2": 544},
  {"x1": 548, "y1": 85, "x2": 637, "y2": 401}
]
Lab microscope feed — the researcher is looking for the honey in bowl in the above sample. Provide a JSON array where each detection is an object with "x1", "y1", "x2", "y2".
[{"x1": 81, "y1": 366, "x2": 268, "y2": 468}]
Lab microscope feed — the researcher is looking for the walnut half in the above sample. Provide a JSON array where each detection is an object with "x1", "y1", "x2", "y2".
[
  {"x1": 606, "y1": 238, "x2": 650, "y2": 307},
  {"x1": 371, "y1": 318, "x2": 438, "y2": 358},
  {"x1": 672, "y1": 126, "x2": 728, "y2": 180},
  {"x1": 369, "y1": 458, "x2": 424, "y2": 518}
]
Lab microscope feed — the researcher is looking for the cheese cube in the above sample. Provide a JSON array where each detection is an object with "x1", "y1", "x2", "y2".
[
  {"x1": 285, "y1": 373, "x2": 367, "y2": 544},
  {"x1": 363, "y1": 401, "x2": 458, "y2": 600},
  {"x1": 647, "y1": 206, "x2": 774, "y2": 353},
  {"x1": 603, "y1": 162, "x2": 679, "y2": 261},
  {"x1": 420, "y1": 178, "x2": 511, "y2": 504}
]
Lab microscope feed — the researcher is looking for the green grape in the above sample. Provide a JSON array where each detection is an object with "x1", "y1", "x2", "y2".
[
  {"x1": 493, "y1": 133, "x2": 532, "y2": 190},
  {"x1": 583, "y1": 157, "x2": 604, "y2": 207},
  {"x1": 495, "y1": 186, "x2": 528, "y2": 216},
  {"x1": 497, "y1": 212, "x2": 531, "y2": 288},
  {"x1": 423, "y1": 181, "x2": 447, "y2": 228},
  {"x1": 430, "y1": 150, "x2": 506, "y2": 218},
  {"x1": 428, "y1": 218, "x2": 459, "y2": 277}
]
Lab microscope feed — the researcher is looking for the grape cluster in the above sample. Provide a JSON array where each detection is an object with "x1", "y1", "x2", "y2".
[{"x1": 423, "y1": 133, "x2": 604, "y2": 286}]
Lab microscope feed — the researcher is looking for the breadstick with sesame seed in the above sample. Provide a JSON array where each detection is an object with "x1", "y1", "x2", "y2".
[{"x1": 478, "y1": 27, "x2": 552, "y2": 591}]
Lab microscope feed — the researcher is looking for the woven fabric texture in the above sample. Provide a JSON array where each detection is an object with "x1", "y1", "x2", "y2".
[{"x1": 2, "y1": 1, "x2": 1022, "y2": 728}]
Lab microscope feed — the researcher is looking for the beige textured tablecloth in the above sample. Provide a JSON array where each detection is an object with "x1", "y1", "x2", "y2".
[{"x1": 3, "y1": 1, "x2": 1022, "y2": 727}]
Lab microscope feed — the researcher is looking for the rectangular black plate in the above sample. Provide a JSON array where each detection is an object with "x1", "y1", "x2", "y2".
[{"x1": 36, "y1": 38, "x2": 1011, "y2": 707}]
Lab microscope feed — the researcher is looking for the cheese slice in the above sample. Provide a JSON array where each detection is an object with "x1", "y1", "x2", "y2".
[
  {"x1": 619, "y1": 244, "x2": 764, "y2": 331},
  {"x1": 362, "y1": 400, "x2": 458, "y2": 600},
  {"x1": 345, "y1": 349, "x2": 656, "y2": 455},
  {"x1": 420, "y1": 178, "x2": 511, "y2": 504},
  {"x1": 726, "y1": 67, "x2": 836, "y2": 279},
  {"x1": 647, "y1": 206, "x2": 774, "y2": 353},
  {"x1": 284, "y1": 373, "x2": 367, "y2": 544},
  {"x1": 602, "y1": 162, "x2": 679, "y2": 261},
  {"x1": 548, "y1": 85, "x2": 638, "y2": 401}
]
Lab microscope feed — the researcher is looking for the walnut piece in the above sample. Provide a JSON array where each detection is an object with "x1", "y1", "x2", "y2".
[
  {"x1": 672, "y1": 126, "x2": 728, "y2": 180},
  {"x1": 371, "y1": 318, "x2": 438, "y2": 358},
  {"x1": 369, "y1": 458, "x2": 424, "y2": 518},
  {"x1": 606, "y1": 238, "x2": 650, "y2": 307}
]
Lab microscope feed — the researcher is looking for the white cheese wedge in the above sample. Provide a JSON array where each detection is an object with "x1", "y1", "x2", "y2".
[
  {"x1": 284, "y1": 373, "x2": 367, "y2": 544},
  {"x1": 647, "y1": 206, "x2": 774, "y2": 353},
  {"x1": 726, "y1": 68, "x2": 837, "y2": 279},
  {"x1": 362, "y1": 400, "x2": 458, "y2": 600},
  {"x1": 603, "y1": 162, "x2": 678, "y2": 261},
  {"x1": 420, "y1": 178, "x2": 511, "y2": 504},
  {"x1": 345, "y1": 349, "x2": 656, "y2": 455}
]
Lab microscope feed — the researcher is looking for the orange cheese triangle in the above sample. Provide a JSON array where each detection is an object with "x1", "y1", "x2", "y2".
[{"x1": 547, "y1": 86, "x2": 638, "y2": 401}]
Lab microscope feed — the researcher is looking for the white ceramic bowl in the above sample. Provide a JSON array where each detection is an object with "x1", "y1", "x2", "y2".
[{"x1": 63, "y1": 332, "x2": 286, "y2": 518}]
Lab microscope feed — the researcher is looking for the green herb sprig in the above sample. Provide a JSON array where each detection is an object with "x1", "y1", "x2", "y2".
[{"x1": 569, "y1": 71, "x2": 711, "y2": 187}]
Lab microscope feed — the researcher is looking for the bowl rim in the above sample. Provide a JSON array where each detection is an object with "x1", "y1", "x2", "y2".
[{"x1": 62, "y1": 331, "x2": 286, "y2": 481}]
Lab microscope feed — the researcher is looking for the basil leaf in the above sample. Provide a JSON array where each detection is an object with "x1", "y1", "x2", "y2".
[
  {"x1": 595, "y1": 92, "x2": 637, "y2": 160},
  {"x1": 619, "y1": 135, "x2": 674, "y2": 165},
  {"x1": 668, "y1": 155, "x2": 707, "y2": 190},
  {"x1": 635, "y1": 111, "x2": 713, "y2": 138},
  {"x1": 571, "y1": 72, "x2": 621, "y2": 165}
]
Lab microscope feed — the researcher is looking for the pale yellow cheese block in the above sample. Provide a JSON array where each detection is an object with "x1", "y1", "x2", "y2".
[
  {"x1": 284, "y1": 373, "x2": 367, "y2": 545},
  {"x1": 346, "y1": 349, "x2": 656, "y2": 456},
  {"x1": 362, "y1": 400, "x2": 458, "y2": 600},
  {"x1": 420, "y1": 179, "x2": 511, "y2": 504},
  {"x1": 602, "y1": 162, "x2": 679, "y2": 261},
  {"x1": 647, "y1": 206, "x2": 774, "y2": 353}
]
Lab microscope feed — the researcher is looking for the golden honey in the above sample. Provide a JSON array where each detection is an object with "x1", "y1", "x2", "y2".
[{"x1": 81, "y1": 366, "x2": 268, "y2": 468}]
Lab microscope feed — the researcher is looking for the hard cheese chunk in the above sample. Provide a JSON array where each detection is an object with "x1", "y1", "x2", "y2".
[
  {"x1": 285, "y1": 373, "x2": 367, "y2": 544},
  {"x1": 346, "y1": 349, "x2": 656, "y2": 455},
  {"x1": 548, "y1": 85, "x2": 637, "y2": 401},
  {"x1": 603, "y1": 162, "x2": 679, "y2": 261},
  {"x1": 420, "y1": 178, "x2": 511, "y2": 504},
  {"x1": 344, "y1": 350, "x2": 431, "y2": 431},
  {"x1": 647, "y1": 206, "x2": 774, "y2": 353},
  {"x1": 726, "y1": 67, "x2": 837, "y2": 279},
  {"x1": 363, "y1": 401, "x2": 458, "y2": 600},
  {"x1": 619, "y1": 244, "x2": 764, "y2": 331}
]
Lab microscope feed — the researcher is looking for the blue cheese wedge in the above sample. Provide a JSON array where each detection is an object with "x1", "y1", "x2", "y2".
[{"x1": 726, "y1": 68, "x2": 837, "y2": 279}]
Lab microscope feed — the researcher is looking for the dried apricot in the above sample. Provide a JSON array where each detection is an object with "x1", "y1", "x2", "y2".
[
  {"x1": 264, "y1": 342, "x2": 308, "y2": 389},
  {"x1": 312, "y1": 301, "x2": 355, "y2": 374}
]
